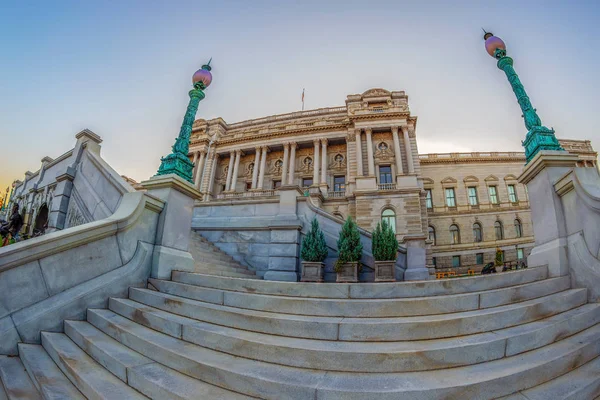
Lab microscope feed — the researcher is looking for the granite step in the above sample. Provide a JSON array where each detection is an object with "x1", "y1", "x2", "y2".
[
  {"x1": 127, "y1": 362, "x2": 257, "y2": 399},
  {"x1": 127, "y1": 287, "x2": 588, "y2": 341},
  {"x1": 172, "y1": 265, "x2": 549, "y2": 299},
  {"x1": 64, "y1": 320, "x2": 153, "y2": 383},
  {"x1": 193, "y1": 263, "x2": 256, "y2": 276},
  {"x1": 17, "y1": 344, "x2": 85, "y2": 400},
  {"x1": 192, "y1": 269, "x2": 260, "y2": 279},
  {"x1": 41, "y1": 332, "x2": 148, "y2": 399},
  {"x1": 500, "y1": 354, "x2": 600, "y2": 399},
  {"x1": 191, "y1": 249, "x2": 239, "y2": 263},
  {"x1": 0, "y1": 356, "x2": 41, "y2": 399},
  {"x1": 148, "y1": 275, "x2": 570, "y2": 317},
  {"x1": 108, "y1": 296, "x2": 600, "y2": 373},
  {"x1": 194, "y1": 257, "x2": 249, "y2": 270},
  {"x1": 87, "y1": 308, "x2": 600, "y2": 400}
]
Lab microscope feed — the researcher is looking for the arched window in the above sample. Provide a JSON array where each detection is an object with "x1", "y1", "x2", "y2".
[
  {"x1": 514, "y1": 219, "x2": 523, "y2": 238},
  {"x1": 381, "y1": 209, "x2": 396, "y2": 234},
  {"x1": 495, "y1": 221, "x2": 504, "y2": 240},
  {"x1": 428, "y1": 226, "x2": 436, "y2": 245},
  {"x1": 333, "y1": 212, "x2": 344, "y2": 220},
  {"x1": 473, "y1": 223, "x2": 482, "y2": 243},
  {"x1": 450, "y1": 224, "x2": 460, "y2": 244}
]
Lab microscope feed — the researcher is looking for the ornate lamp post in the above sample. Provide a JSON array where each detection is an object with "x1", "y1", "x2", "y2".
[
  {"x1": 483, "y1": 31, "x2": 565, "y2": 163},
  {"x1": 156, "y1": 60, "x2": 213, "y2": 183}
]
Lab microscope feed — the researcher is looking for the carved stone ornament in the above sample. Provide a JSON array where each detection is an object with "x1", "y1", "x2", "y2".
[
  {"x1": 301, "y1": 156, "x2": 314, "y2": 172},
  {"x1": 329, "y1": 154, "x2": 347, "y2": 171},
  {"x1": 246, "y1": 162, "x2": 255, "y2": 177},
  {"x1": 375, "y1": 141, "x2": 394, "y2": 160},
  {"x1": 270, "y1": 159, "x2": 284, "y2": 174},
  {"x1": 65, "y1": 200, "x2": 86, "y2": 229},
  {"x1": 220, "y1": 165, "x2": 229, "y2": 180}
]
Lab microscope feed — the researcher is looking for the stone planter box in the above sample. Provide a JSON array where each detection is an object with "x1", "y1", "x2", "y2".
[
  {"x1": 301, "y1": 261, "x2": 325, "y2": 282},
  {"x1": 374, "y1": 261, "x2": 396, "y2": 282},
  {"x1": 336, "y1": 262, "x2": 359, "y2": 283}
]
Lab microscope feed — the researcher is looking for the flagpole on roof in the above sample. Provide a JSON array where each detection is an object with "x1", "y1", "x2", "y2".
[{"x1": 302, "y1": 88, "x2": 305, "y2": 111}]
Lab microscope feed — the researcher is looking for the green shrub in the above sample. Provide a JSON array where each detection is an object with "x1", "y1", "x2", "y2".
[
  {"x1": 334, "y1": 216, "x2": 363, "y2": 272},
  {"x1": 300, "y1": 218, "x2": 328, "y2": 262},
  {"x1": 372, "y1": 220, "x2": 399, "y2": 261},
  {"x1": 494, "y1": 247, "x2": 504, "y2": 266}
]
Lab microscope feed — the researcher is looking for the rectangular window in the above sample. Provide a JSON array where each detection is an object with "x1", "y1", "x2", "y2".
[
  {"x1": 452, "y1": 255, "x2": 461, "y2": 268},
  {"x1": 445, "y1": 188, "x2": 456, "y2": 207},
  {"x1": 489, "y1": 186, "x2": 499, "y2": 204},
  {"x1": 302, "y1": 178, "x2": 313, "y2": 187},
  {"x1": 476, "y1": 253, "x2": 484, "y2": 265},
  {"x1": 272, "y1": 180, "x2": 281, "y2": 189},
  {"x1": 432, "y1": 257, "x2": 436, "y2": 267},
  {"x1": 246, "y1": 182, "x2": 252, "y2": 191},
  {"x1": 508, "y1": 184, "x2": 518, "y2": 203},
  {"x1": 379, "y1": 165, "x2": 393, "y2": 184},
  {"x1": 334, "y1": 176, "x2": 346, "y2": 192},
  {"x1": 468, "y1": 187, "x2": 478, "y2": 206},
  {"x1": 517, "y1": 248, "x2": 524, "y2": 260},
  {"x1": 426, "y1": 189, "x2": 433, "y2": 209}
]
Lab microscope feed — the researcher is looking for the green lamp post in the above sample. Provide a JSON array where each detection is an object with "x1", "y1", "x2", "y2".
[
  {"x1": 483, "y1": 31, "x2": 564, "y2": 163},
  {"x1": 156, "y1": 60, "x2": 213, "y2": 183}
]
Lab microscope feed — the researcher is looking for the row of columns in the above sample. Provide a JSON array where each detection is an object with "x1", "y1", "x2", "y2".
[
  {"x1": 355, "y1": 126, "x2": 414, "y2": 177},
  {"x1": 312, "y1": 139, "x2": 328, "y2": 186}
]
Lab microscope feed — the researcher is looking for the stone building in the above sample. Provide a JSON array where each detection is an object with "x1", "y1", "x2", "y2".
[{"x1": 180, "y1": 88, "x2": 597, "y2": 273}]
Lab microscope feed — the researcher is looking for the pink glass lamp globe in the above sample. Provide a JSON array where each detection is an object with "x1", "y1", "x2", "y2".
[
  {"x1": 192, "y1": 60, "x2": 213, "y2": 88},
  {"x1": 483, "y1": 31, "x2": 506, "y2": 58}
]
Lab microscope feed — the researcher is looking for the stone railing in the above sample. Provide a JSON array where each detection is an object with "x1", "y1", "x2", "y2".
[
  {"x1": 226, "y1": 106, "x2": 348, "y2": 130},
  {"x1": 378, "y1": 183, "x2": 396, "y2": 191},
  {"x1": 327, "y1": 190, "x2": 346, "y2": 198},
  {"x1": 419, "y1": 152, "x2": 525, "y2": 161},
  {"x1": 216, "y1": 190, "x2": 276, "y2": 200}
]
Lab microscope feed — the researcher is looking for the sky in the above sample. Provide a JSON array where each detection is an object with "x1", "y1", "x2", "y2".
[{"x1": 1, "y1": 0, "x2": 599, "y2": 195}]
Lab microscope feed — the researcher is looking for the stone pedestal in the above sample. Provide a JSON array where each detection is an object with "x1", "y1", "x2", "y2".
[
  {"x1": 396, "y1": 175, "x2": 418, "y2": 188},
  {"x1": 140, "y1": 174, "x2": 202, "y2": 279},
  {"x1": 402, "y1": 235, "x2": 429, "y2": 281},
  {"x1": 47, "y1": 167, "x2": 76, "y2": 233},
  {"x1": 355, "y1": 176, "x2": 377, "y2": 191},
  {"x1": 518, "y1": 151, "x2": 579, "y2": 277}
]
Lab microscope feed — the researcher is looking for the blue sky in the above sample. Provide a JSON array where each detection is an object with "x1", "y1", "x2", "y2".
[{"x1": 1, "y1": 0, "x2": 599, "y2": 191}]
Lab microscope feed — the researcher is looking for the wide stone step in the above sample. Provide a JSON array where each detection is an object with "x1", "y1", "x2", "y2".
[
  {"x1": 149, "y1": 275, "x2": 570, "y2": 317},
  {"x1": 172, "y1": 266, "x2": 549, "y2": 299},
  {"x1": 0, "y1": 356, "x2": 41, "y2": 399},
  {"x1": 64, "y1": 320, "x2": 152, "y2": 383},
  {"x1": 192, "y1": 269, "x2": 260, "y2": 279},
  {"x1": 109, "y1": 296, "x2": 600, "y2": 373},
  {"x1": 194, "y1": 257, "x2": 248, "y2": 270},
  {"x1": 128, "y1": 362, "x2": 256, "y2": 399},
  {"x1": 191, "y1": 248, "x2": 238, "y2": 263},
  {"x1": 500, "y1": 354, "x2": 600, "y2": 399},
  {"x1": 193, "y1": 263, "x2": 255, "y2": 276},
  {"x1": 127, "y1": 287, "x2": 588, "y2": 341},
  {"x1": 17, "y1": 344, "x2": 86, "y2": 400},
  {"x1": 87, "y1": 308, "x2": 600, "y2": 400},
  {"x1": 41, "y1": 332, "x2": 148, "y2": 399}
]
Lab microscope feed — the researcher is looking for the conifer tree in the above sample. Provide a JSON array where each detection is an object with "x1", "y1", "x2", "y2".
[
  {"x1": 373, "y1": 220, "x2": 399, "y2": 261},
  {"x1": 300, "y1": 218, "x2": 328, "y2": 262},
  {"x1": 495, "y1": 247, "x2": 504, "y2": 267},
  {"x1": 335, "y1": 216, "x2": 363, "y2": 271}
]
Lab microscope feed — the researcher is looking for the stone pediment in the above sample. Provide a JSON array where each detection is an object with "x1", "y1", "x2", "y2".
[
  {"x1": 463, "y1": 176, "x2": 479, "y2": 183},
  {"x1": 422, "y1": 177, "x2": 434, "y2": 185},
  {"x1": 503, "y1": 174, "x2": 518, "y2": 181},
  {"x1": 484, "y1": 175, "x2": 499, "y2": 182},
  {"x1": 441, "y1": 177, "x2": 458, "y2": 184},
  {"x1": 362, "y1": 88, "x2": 391, "y2": 97}
]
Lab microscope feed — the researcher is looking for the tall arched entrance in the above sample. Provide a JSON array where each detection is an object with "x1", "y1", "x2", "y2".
[{"x1": 34, "y1": 204, "x2": 49, "y2": 235}]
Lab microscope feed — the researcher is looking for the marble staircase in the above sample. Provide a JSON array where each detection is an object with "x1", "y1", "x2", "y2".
[
  {"x1": 2, "y1": 266, "x2": 600, "y2": 399},
  {"x1": 188, "y1": 231, "x2": 258, "y2": 279}
]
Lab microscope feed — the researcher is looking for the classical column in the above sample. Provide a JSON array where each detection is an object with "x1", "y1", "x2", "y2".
[
  {"x1": 321, "y1": 139, "x2": 328, "y2": 186},
  {"x1": 194, "y1": 150, "x2": 206, "y2": 189},
  {"x1": 257, "y1": 146, "x2": 268, "y2": 189},
  {"x1": 365, "y1": 128, "x2": 375, "y2": 176},
  {"x1": 251, "y1": 147, "x2": 260, "y2": 189},
  {"x1": 230, "y1": 149, "x2": 242, "y2": 191},
  {"x1": 225, "y1": 151, "x2": 235, "y2": 191},
  {"x1": 281, "y1": 143, "x2": 290, "y2": 183},
  {"x1": 391, "y1": 127, "x2": 404, "y2": 175},
  {"x1": 313, "y1": 139, "x2": 320, "y2": 185},
  {"x1": 191, "y1": 152, "x2": 199, "y2": 181},
  {"x1": 355, "y1": 129, "x2": 363, "y2": 176},
  {"x1": 288, "y1": 142, "x2": 297, "y2": 185},
  {"x1": 402, "y1": 126, "x2": 415, "y2": 174},
  {"x1": 207, "y1": 152, "x2": 218, "y2": 195}
]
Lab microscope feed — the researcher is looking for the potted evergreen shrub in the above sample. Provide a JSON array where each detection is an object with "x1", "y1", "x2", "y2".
[
  {"x1": 494, "y1": 247, "x2": 504, "y2": 272},
  {"x1": 300, "y1": 218, "x2": 328, "y2": 282},
  {"x1": 372, "y1": 220, "x2": 398, "y2": 282},
  {"x1": 334, "y1": 216, "x2": 363, "y2": 283}
]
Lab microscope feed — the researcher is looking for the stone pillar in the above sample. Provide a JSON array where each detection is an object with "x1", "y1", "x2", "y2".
[
  {"x1": 251, "y1": 147, "x2": 260, "y2": 189},
  {"x1": 321, "y1": 139, "x2": 328, "y2": 189},
  {"x1": 288, "y1": 142, "x2": 297, "y2": 185},
  {"x1": 194, "y1": 150, "x2": 206, "y2": 190},
  {"x1": 313, "y1": 139, "x2": 320, "y2": 185},
  {"x1": 366, "y1": 128, "x2": 375, "y2": 176},
  {"x1": 281, "y1": 143, "x2": 290, "y2": 183},
  {"x1": 403, "y1": 236, "x2": 430, "y2": 281},
  {"x1": 206, "y1": 152, "x2": 218, "y2": 196},
  {"x1": 402, "y1": 126, "x2": 415, "y2": 174},
  {"x1": 225, "y1": 151, "x2": 235, "y2": 191},
  {"x1": 355, "y1": 129, "x2": 363, "y2": 176},
  {"x1": 140, "y1": 174, "x2": 202, "y2": 279},
  {"x1": 191, "y1": 152, "x2": 199, "y2": 181},
  {"x1": 518, "y1": 151, "x2": 579, "y2": 277},
  {"x1": 230, "y1": 150, "x2": 242, "y2": 192},
  {"x1": 392, "y1": 127, "x2": 404, "y2": 175},
  {"x1": 257, "y1": 146, "x2": 268, "y2": 189}
]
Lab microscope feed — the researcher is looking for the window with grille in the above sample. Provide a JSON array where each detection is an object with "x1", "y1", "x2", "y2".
[
  {"x1": 445, "y1": 188, "x2": 456, "y2": 207},
  {"x1": 476, "y1": 253, "x2": 484, "y2": 264},
  {"x1": 302, "y1": 178, "x2": 313, "y2": 187},
  {"x1": 468, "y1": 187, "x2": 478, "y2": 206},
  {"x1": 473, "y1": 223, "x2": 483, "y2": 242},
  {"x1": 515, "y1": 219, "x2": 523, "y2": 238},
  {"x1": 508, "y1": 185, "x2": 518, "y2": 202},
  {"x1": 425, "y1": 189, "x2": 433, "y2": 209},
  {"x1": 489, "y1": 186, "x2": 499, "y2": 204},
  {"x1": 334, "y1": 176, "x2": 346, "y2": 192},
  {"x1": 452, "y1": 255, "x2": 461, "y2": 268},
  {"x1": 450, "y1": 224, "x2": 460, "y2": 244},
  {"x1": 428, "y1": 226, "x2": 436, "y2": 245},
  {"x1": 495, "y1": 221, "x2": 504, "y2": 240},
  {"x1": 382, "y1": 209, "x2": 396, "y2": 233},
  {"x1": 379, "y1": 165, "x2": 393, "y2": 184}
]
